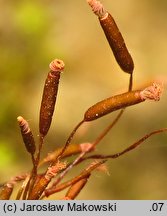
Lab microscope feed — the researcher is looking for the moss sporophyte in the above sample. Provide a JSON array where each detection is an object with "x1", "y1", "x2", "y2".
[{"x1": 0, "y1": 0, "x2": 166, "y2": 200}]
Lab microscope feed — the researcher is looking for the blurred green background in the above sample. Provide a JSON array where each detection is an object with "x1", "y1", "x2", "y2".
[{"x1": 0, "y1": 0, "x2": 167, "y2": 199}]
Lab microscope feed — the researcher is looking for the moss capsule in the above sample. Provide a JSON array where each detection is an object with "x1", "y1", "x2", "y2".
[
  {"x1": 87, "y1": 0, "x2": 134, "y2": 73},
  {"x1": 63, "y1": 175, "x2": 90, "y2": 200},
  {"x1": 39, "y1": 59, "x2": 65, "y2": 137},
  {"x1": 17, "y1": 116, "x2": 36, "y2": 155},
  {"x1": 84, "y1": 83, "x2": 162, "y2": 121}
]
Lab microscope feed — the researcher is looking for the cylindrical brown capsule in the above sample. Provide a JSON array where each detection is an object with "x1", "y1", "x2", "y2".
[
  {"x1": 0, "y1": 174, "x2": 26, "y2": 200},
  {"x1": 63, "y1": 175, "x2": 90, "y2": 200},
  {"x1": 39, "y1": 59, "x2": 65, "y2": 137},
  {"x1": 28, "y1": 162, "x2": 66, "y2": 199},
  {"x1": 45, "y1": 160, "x2": 106, "y2": 197},
  {"x1": 84, "y1": 83, "x2": 162, "y2": 121},
  {"x1": 17, "y1": 116, "x2": 36, "y2": 155},
  {"x1": 39, "y1": 143, "x2": 94, "y2": 166},
  {"x1": 0, "y1": 184, "x2": 13, "y2": 200},
  {"x1": 87, "y1": 0, "x2": 134, "y2": 74}
]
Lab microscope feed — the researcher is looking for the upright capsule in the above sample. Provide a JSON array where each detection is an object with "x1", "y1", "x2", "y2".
[
  {"x1": 87, "y1": 0, "x2": 134, "y2": 74},
  {"x1": 17, "y1": 116, "x2": 36, "y2": 155},
  {"x1": 39, "y1": 59, "x2": 65, "y2": 138}
]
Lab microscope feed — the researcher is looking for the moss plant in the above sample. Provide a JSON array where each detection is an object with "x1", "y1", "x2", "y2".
[{"x1": 0, "y1": 0, "x2": 166, "y2": 200}]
